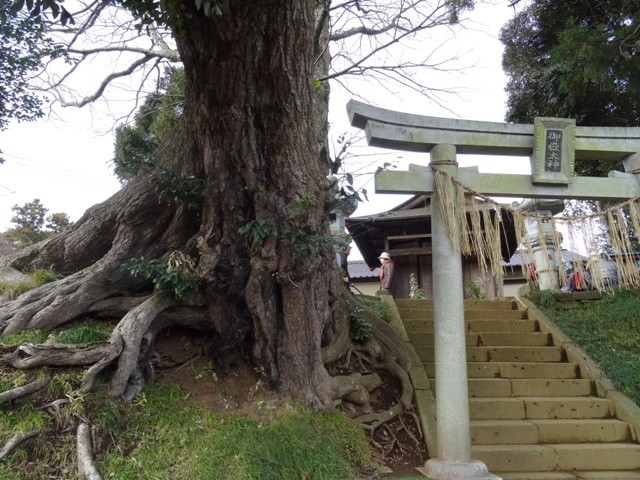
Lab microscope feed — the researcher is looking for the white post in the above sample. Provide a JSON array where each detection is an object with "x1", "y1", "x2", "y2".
[
  {"x1": 423, "y1": 145, "x2": 500, "y2": 480},
  {"x1": 525, "y1": 220, "x2": 560, "y2": 292}
]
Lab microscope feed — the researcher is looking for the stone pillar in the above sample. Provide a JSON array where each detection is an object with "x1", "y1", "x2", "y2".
[{"x1": 423, "y1": 145, "x2": 500, "y2": 480}]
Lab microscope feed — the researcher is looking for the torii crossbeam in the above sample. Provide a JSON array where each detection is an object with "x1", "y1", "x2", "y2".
[{"x1": 347, "y1": 99, "x2": 640, "y2": 480}]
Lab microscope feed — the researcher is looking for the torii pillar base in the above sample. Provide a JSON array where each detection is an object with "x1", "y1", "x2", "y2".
[{"x1": 422, "y1": 458, "x2": 502, "y2": 480}]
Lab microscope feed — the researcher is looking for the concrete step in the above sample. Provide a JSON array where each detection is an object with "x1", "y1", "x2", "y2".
[
  {"x1": 469, "y1": 318, "x2": 540, "y2": 333},
  {"x1": 408, "y1": 331, "x2": 479, "y2": 346},
  {"x1": 468, "y1": 379, "x2": 594, "y2": 398},
  {"x1": 487, "y1": 346, "x2": 564, "y2": 362},
  {"x1": 471, "y1": 419, "x2": 539, "y2": 445},
  {"x1": 469, "y1": 397, "x2": 615, "y2": 420},
  {"x1": 472, "y1": 443, "x2": 640, "y2": 472},
  {"x1": 408, "y1": 331, "x2": 552, "y2": 347},
  {"x1": 522, "y1": 396, "x2": 616, "y2": 419},
  {"x1": 472, "y1": 445, "x2": 558, "y2": 472},
  {"x1": 499, "y1": 473, "x2": 578, "y2": 480},
  {"x1": 533, "y1": 419, "x2": 632, "y2": 443},
  {"x1": 500, "y1": 472, "x2": 640, "y2": 480},
  {"x1": 479, "y1": 332, "x2": 552, "y2": 346},
  {"x1": 553, "y1": 444, "x2": 640, "y2": 471},
  {"x1": 394, "y1": 298, "x2": 519, "y2": 311},
  {"x1": 414, "y1": 345, "x2": 564, "y2": 363},
  {"x1": 402, "y1": 317, "x2": 541, "y2": 333},
  {"x1": 573, "y1": 471, "x2": 640, "y2": 479},
  {"x1": 424, "y1": 362, "x2": 579, "y2": 379},
  {"x1": 470, "y1": 419, "x2": 631, "y2": 445},
  {"x1": 400, "y1": 309, "x2": 528, "y2": 321}
]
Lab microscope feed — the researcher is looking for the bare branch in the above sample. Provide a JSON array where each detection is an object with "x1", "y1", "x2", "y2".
[
  {"x1": 67, "y1": 46, "x2": 179, "y2": 62},
  {"x1": 59, "y1": 54, "x2": 158, "y2": 108},
  {"x1": 325, "y1": 0, "x2": 462, "y2": 88}
]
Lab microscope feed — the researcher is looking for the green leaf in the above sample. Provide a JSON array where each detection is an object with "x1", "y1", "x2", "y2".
[{"x1": 194, "y1": 0, "x2": 202, "y2": 10}]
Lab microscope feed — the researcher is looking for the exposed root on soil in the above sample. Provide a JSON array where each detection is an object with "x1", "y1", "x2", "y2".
[
  {"x1": 0, "y1": 428, "x2": 54, "y2": 462},
  {"x1": 322, "y1": 292, "x2": 416, "y2": 445},
  {"x1": 3, "y1": 343, "x2": 117, "y2": 369},
  {"x1": 77, "y1": 422, "x2": 102, "y2": 480},
  {"x1": 0, "y1": 376, "x2": 48, "y2": 405},
  {"x1": 1, "y1": 264, "x2": 418, "y2": 476}
]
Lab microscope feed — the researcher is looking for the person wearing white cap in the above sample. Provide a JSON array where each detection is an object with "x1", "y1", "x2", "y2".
[{"x1": 378, "y1": 251, "x2": 395, "y2": 293}]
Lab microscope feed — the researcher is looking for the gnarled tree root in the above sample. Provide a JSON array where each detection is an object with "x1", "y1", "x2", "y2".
[
  {"x1": 2, "y1": 343, "x2": 115, "y2": 369},
  {"x1": 2, "y1": 291, "x2": 211, "y2": 403},
  {"x1": 77, "y1": 422, "x2": 102, "y2": 480},
  {"x1": 0, "y1": 377, "x2": 49, "y2": 405},
  {"x1": 327, "y1": 293, "x2": 415, "y2": 429},
  {"x1": 0, "y1": 428, "x2": 54, "y2": 462}
]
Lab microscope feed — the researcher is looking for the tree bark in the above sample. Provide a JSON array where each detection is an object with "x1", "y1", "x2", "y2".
[
  {"x1": 163, "y1": 0, "x2": 338, "y2": 406},
  {"x1": 0, "y1": 1, "x2": 413, "y2": 413}
]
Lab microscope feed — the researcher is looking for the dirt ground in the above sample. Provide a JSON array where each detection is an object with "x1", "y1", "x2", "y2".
[{"x1": 153, "y1": 327, "x2": 427, "y2": 478}]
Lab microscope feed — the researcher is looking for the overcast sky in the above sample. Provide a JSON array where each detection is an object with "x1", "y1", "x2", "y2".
[{"x1": 0, "y1": 1, "x2": 527, "y2": 234}]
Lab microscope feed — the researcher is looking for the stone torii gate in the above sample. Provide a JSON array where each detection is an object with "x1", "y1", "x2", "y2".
[{"x1": 347, "y1": 99, "x2": 640, "y2": 480}]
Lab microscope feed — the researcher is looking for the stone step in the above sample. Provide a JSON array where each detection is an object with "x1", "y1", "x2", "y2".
[
  {"x1": 471, "y1": 419, "x2": 539, "y2": 445},
  {"x1": 469, "y1": 318, "x2": 540, "y2": 333},
  {"x1": 408, "y1": 331, "x2": 479, "y2": 346},
  {"x1": 414, "y1": 345, "x2": 564, "y2": 363},
  {"x1": 472, "y1": 445, "x2": 560, "y2": 472},
  {"x1": 553, "y1": 444, "x2": 640, "y2": 471},
  {"x1": 403, "y1": 318, "x2": 540, "y2": 333},
  {"x1": 499, "y1": 474, "x2": 577, "y2": 480},
  {"x1": 408, "y1": 331, "x2": 552, "y2": 347},
  {"x1": 468, "y1": 379, "x2": 594, "y2": 398},
  {"x1": 470, "y1": 419, "x2": 632, "y2": 445},
  {"x1": 400, "y1": 309, "x2": 528, "y2": 321},
  {"x1": 487, "y1": 346, "x2": 564, "y2": 362},
  {"x1": 533, "y1": 419, "x2": 632, "y2": 443},
  {"x1": 469, "y1": 397, "x2": 615, "y2": 420},
  {"x1": 394, "y1": 298, "x2": 519, "y2": 311},
  {"x1": 500, "y1": 472, "x2": 640, "y2": 480},
  {"x1": 573, "y1": 472, "x2": 640, "y2": 479},
  {"x1": 472, "y1": 443, "x2": 640, "y2": 472},
  {"x1": 424, "y1": 361, "x2": 579, "y2": 379},
  {"x1": 480, "y1": 332, "x2": 552, "y2": 346}
]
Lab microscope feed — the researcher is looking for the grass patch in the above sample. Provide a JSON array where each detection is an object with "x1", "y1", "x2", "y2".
[
  {"x1": 54, "y1": 322, "x2": 112, "y2": 345},
  {"x1": 1, "y1": 382, "x2": 378, "y2": 480},
  {"x1": 0, "y1": 268, "x2": 58, "y2": 300},
  {"x1": 97, "y1": 384, "x2": 372, "y2": 480},
  {"x1": 0, "y1": 329, "x2": 48, "y2": 347},
  {"x1": 356, "y1": 295, "x2": 389, "y2": 322},
  {"x1": 0, "y1": 280, "x2": 33, "y2": 300},
  {"x1": 29, "y1": 268, "x2": 59, "y2": 285},
  {"x1": 534, "y1": 288, "x2": 640, "y2": 405}
]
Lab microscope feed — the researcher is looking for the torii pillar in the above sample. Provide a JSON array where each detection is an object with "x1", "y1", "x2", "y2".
[
  {"x1": 347, "y1": 99, "x2": 640, "y2": 480},
  {"x1": 426, "y1": 144, "x2": 498, "y2": 479}
]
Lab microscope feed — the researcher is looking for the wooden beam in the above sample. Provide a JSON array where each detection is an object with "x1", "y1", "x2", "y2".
[
  {"x1": 387, "y1": 234, "x2": 432, "y2": 241},
  {"x1": 389, "y1": 247, "x2": 432, "y2": 256}
]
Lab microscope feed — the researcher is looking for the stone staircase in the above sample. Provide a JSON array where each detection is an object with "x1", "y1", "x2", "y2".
[{"x1": 394, "y1": 297, "x2": 640, "y2": 480}]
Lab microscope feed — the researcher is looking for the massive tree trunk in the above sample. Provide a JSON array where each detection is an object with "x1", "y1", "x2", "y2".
[
  {"x1": 175, "y1": 0, "x2": 338, "y2": 406},
  {"x1": 1, "y1": 0, "x2": 411, "y2": 415},
  {"x1": 1, "y1": 0, "x2": 341, "y2": 407}
]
